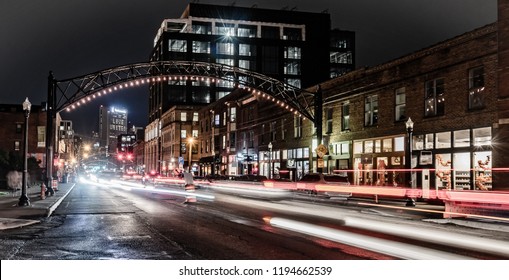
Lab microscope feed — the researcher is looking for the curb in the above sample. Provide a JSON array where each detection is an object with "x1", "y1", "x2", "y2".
[{"x1": 45, "y1": 183, "x2": 76, "y2": 217}]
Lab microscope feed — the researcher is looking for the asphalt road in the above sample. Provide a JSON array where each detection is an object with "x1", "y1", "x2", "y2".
[{"x1": 1, "y1": 179, "x2": 508, "y2": 260}]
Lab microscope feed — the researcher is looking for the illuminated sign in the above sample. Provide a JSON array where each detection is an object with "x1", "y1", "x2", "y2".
[{"x1": 111, "y1": 107, "x2": 127, "y2": 114}]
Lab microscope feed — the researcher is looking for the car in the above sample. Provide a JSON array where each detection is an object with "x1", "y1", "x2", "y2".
[{"x1": 297, "y1": 173, "x2": 350, "y2": 196}]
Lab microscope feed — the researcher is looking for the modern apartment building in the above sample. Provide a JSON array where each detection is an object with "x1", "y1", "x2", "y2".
[{"x1": 146, "y1": 3, "x2": 355, "y2": 173}]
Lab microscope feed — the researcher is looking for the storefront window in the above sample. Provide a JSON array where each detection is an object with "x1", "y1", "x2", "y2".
[
  {"x1": 435, "y1": 153, "x2": 452, "y2": 190},
  {"x1": 425, "y1": 133, "x2": 434, "y2": 149},
  {"x1": 354, "y1": 141, "x2": 363, "y2": 154},
  {"x1": 303, "y1": 148, "x2": 309, "y2": 158},
  {"x1": 435, "y1": 132, "x2": 451, "y2": 149},
  {"x1": 341, "y1": 143, "x2": 349, "y2": 155},
  {"x1": 453, "y1": 153, "x2": 471, "y2": 190},
  {"x1": 474, "y1": 151, "x2": 492, "y2": 190},
  {"x1": 473, "y1": 127, "x2": 491, "y2": 146},
  {"x1": 383, "y1": 139, "x2": 392, "y2": 152},
  {"x1": 364, "y1": 140, "x2": 374, "y2": 153},
  {"x1": 413, "y1": 135, "x2": 424, "y2": 150},
  {"x1": 296, "y1": 148, "x2": 303, "y2": 158},
  {"x1": 454, "y1": 129, "x2": 470, "y2": 147},
  {"x1": 394, "y1": 137, "x2": 404, "y2": 152},
  {"x1": 375, "y1": 140, "x2": 381, "y2": 153}
]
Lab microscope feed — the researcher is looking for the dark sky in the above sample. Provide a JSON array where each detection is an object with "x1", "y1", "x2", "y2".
[{"x1": 0, "y1": 0, "x2": 497, "y2": 136}]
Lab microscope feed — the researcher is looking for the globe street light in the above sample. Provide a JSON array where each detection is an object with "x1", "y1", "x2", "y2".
[
  {"x1": 405, "y1": 117, "x2": 416, "y2": 207},
  {"x1": 18, "y1": 97, "x2": 31, "y2": 206},
  {"x1": 268, "y1": 142, "x2": 273, "y2": 179}
]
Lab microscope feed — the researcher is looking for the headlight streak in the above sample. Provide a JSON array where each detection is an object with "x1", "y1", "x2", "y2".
[
  {"x1": 217, "y1": 196, "x2": 509, "y2": 258},
  {"x1": 208, "y1": 184, "x2": 292, "y2": 200},
  {"x1": 358, "y1": 201, "x2": 509, "y2": 222},
  {"x1": 81, "y1": 177, "x2": 215, "y2": 200},
  {"x1": 265, "y1": 217, "x2": 471, "y2": 260}
]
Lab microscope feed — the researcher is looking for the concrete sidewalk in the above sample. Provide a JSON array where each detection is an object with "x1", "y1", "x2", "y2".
[{"x1": 0, "y1": 181, "x2": 75, "y2": 230}]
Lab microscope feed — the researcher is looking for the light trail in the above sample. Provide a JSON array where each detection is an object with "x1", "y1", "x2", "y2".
[
  {"x1": 358, "y1": 202, "x2": 509, "y2": 222},
  {"x1": 265, "y1": 217, "x2": 472, "y2": 260},
  {"x1": 217, "y1": 195, "x2": 509, "y2": 258}
]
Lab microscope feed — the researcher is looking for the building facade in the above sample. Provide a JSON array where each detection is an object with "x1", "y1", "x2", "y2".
[
  {"x1": 318, "y1": 22, "x2": 498, "y2": 190},
  {"x1": 195, "y1": 1, "x2": 509, "y2": 193},
  {"x1": 146, "y1": 3, "x2": 355, "y2": 173},
  {"x1": 0, "y1": 103, "x2": 62, "y2": 185},
  {"x1": 99, "y1": 105, "x2": 128, "y2": 155}
]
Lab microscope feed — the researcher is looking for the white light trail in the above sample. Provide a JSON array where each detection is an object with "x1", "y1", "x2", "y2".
[{"x1": 266, "y1": 217, "x2": 471, "y2": 260}]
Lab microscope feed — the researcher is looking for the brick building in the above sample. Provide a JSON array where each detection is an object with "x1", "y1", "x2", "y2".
[
  {"x1": 195, "y1": 0, "x2": 509, "y2": 192},
  {"x1": 0, "y1": 103, "x2": 62, "y2": 185},
  {"x1": 318, "y1": 22, "x2": 498, "y2": 190}
]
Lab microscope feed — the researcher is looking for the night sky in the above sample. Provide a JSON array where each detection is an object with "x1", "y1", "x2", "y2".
[{"x1": 0, "y1": 0, "x2": 497, "y2": 137}]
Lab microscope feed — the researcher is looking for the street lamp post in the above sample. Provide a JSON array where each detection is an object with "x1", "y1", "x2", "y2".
[
  {"x1": 405, "y1": 117, "x2": 416, "y2": 207},
  {"x1": 188, "y1": 137, "x2": 194, "y2": 173},
  {"x1": 268, "y1": 142, "x2": 273, "y2": 179},
  {"x1": 18, "y1": 97, "x2": 31, "y2": 207}
]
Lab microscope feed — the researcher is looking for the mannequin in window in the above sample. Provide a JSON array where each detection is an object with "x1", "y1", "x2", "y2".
[{"x1": 435, "y1": 154, "x2": 451, "y2": 190}]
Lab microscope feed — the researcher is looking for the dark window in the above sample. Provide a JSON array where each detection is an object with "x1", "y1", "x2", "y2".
[
  {"x1": 364, "y1": 95, "x2": 378, "y2": 126},
  {"x1": 326, "y1": 108, "x2": 333, "y2": 134},
  {"x1": 261, "y1": 26, "x2": 279, "y2": 39},
  {"x1": 469, "y1": 67, "x2": 485, "y2": 109}
]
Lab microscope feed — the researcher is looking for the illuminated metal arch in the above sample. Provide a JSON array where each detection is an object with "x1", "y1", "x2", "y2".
[
  {"x1": 45, "y1": 60, "x2": 320, "y2": 188},
  {"x1": 50, "y1": 61, "x2": 316, "y2": 121}
]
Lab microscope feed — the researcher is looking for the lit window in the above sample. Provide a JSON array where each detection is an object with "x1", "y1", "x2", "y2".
[
  {"x1": 424, "y1": 78, "x2": 445, "y2": 117},
  {"x1": 216, "y1": 42, "x2": 234, "y2": 55},
  {"x1": 473, "y1": 127, "x2": 491, "y2": 146},
  {"x1": 435, "y1": 132, "x2": 451, "y2": 149},
  {"x1": 284, "y1": 47, "x2": 301, "y2": 59},
  {"x1": 192, "y1": 41, "x2": 210, "y2": 53},
  {"x1": 294, "y1": 116, "x2": 302, "y2": 138},
  {"x1": 342, "y1": 103, "x2": 350, "y2": 131},
  {"x1": 169, "y1": 39, "x2": 187, "y2": 52}
]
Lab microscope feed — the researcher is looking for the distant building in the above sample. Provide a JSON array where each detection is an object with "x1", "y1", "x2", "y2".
[{"x1": 99, "y1": 105, "x2": 128, "y2": 154}]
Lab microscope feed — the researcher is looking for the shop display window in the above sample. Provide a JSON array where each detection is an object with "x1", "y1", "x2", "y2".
[
  {"x1": 383, "y1": 139, "x2": 392, "y2": 152},
  {"x1": 435, "y1": 153, "x2": 452, "y2": 190},
  {"x1": 364, "y1": 140, "x2": 373, "y2": 153},
  {"x1": 413, "y1": 135, "x2": 424, "y2": 150},
  {"x1": 354, "y1": 141, "x2": 363, "y2": 154},
  {"x1": 474, "y1": 151, "x2": 492, "y2": 190},
  {"x1": 473, "y1": 127, "x2": 491, "y2": 146},
  {"x1": 454, "y1": 130, "x2": 470, "y2": 147},
  {"x1": 453, "y1": 153, "x2": 471, "y2": 190},
  {"x1": 394, "y1": 137, "x2": 404, "y2": 152},
  {"x1": 435, "y1": 132, "x2": 451, "y2": 149},
  {"x1": 425, "y1": 133, "x2": 434, "y2": 149},
  {"x1": 374, "y1": 140, "x2": 381, "y2": 153}
]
